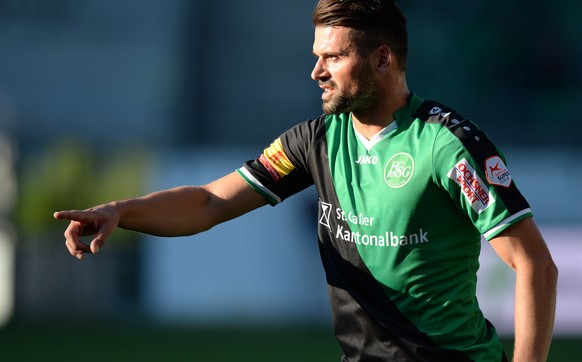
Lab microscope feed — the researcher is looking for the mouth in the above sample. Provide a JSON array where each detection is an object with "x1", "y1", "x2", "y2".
[{"x1": 319, "y1": 82, "x2": 335, "y2": 99}]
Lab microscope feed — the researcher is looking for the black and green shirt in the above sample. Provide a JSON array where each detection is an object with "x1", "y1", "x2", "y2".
[{"x1": 237, "y1": 93, "x2": 531, "y2": 361}]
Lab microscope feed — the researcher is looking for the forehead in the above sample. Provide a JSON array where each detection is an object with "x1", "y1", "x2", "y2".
[{"x1": 313, "y1": 26, "x2": 354, "y2": 53}]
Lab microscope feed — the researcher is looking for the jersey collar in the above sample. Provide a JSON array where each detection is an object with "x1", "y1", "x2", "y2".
[
  {"x1": 353, "y1": 119, "x2": 397, "y2": 151},
  {"x1": 351, "y1": 92, "x2": 423, "y2": 150}
]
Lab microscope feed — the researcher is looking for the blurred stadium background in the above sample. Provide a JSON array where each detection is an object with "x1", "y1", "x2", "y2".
[{"x1": 0, "y1": 0, "x2": 581, "y2": 360}]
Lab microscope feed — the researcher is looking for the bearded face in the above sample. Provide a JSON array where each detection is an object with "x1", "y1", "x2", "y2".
[
  {"x1": 319, "y1": 61, "x2": 380, "y2": 115},
  {"x1": 311, "y1": 26, "x2": 381, "y2": 115}
]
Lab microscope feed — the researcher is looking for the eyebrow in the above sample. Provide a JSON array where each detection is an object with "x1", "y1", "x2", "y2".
[{"x1": 312, "y1": 49, "x2": 350, "y2": 58}]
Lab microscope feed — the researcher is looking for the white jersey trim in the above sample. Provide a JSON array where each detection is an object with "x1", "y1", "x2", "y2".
[
  {"x1": 354, "y1": 121, "x2": 398, "y2": 151},
  {"x1": 483, "y1": 208, "x2": 532, "y2": 240},
  {"x1": 238, "y1": 167, "x2": 282, "y2": 204}
]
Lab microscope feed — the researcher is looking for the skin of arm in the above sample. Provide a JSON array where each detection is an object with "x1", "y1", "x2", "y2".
[
  {"x1": 489, "y1": 217, "x2": 558, "y2": 362},
  {"x1": 53, "y1": 171, "x2": 268, "y2": 260}
]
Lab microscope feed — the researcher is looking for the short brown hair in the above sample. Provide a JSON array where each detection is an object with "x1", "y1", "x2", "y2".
[{"x1": 312, "y1": 0, "x2": 408, "y2": 71}]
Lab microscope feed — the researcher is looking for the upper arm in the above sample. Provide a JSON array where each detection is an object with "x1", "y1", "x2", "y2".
[
  {"x1": 202, "y1": 171, "x2": 269, "y2": 226},
  {"x1": 489, "y1": 217, "x2": 555, "y2": 272}
]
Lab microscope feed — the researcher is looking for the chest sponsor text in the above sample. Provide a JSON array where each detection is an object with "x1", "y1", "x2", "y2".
[{"x1": 319, "y1": 201, "x2": 429, "y2": 248}]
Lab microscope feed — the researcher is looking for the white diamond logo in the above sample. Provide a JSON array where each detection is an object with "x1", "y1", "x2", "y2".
[{"x1": 319, "y1": 201, "x2": 332, "y2": 228}]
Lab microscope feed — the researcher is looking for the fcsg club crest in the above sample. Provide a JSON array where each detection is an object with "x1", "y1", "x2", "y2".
[
  {"x1": 384, "y1": 153, "x2": 414, "y2": 188},
  {"x1": 485, "y1": 156, "x2": 512, "y2": 188}
]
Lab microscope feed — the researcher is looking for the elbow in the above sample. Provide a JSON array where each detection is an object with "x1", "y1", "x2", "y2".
[
  {"x1": 515, "y1": 253, "x2": 558, "y2": 290},
  {"x1": 533, "y1": 254, "x2": 559, "y2": 292},
  {"x1": 542, "y1": 249, "x2": 558, "y2": 282},
  {"x1": 191, "y1": 222, "x2": 215, "y2": 235},
  {"x1": 544, "y1": 259, "x2": 559, "y2": 306},
  {"x1": 546, "y1": 258, "x2": 559, "y2": 289}
]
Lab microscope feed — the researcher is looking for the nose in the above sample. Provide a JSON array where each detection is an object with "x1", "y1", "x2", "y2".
[{"x1": 311, "y1": 57, "x2": 328, "y2": 81}]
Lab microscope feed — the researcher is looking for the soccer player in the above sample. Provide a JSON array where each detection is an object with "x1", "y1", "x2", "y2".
[{"x1": 54, "y1": 1, "x2": 557, "y2": 360}]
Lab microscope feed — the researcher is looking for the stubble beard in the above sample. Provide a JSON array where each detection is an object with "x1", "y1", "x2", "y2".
[{"x1": 321, "y1": 66, "x2": 379, "y2": 115}]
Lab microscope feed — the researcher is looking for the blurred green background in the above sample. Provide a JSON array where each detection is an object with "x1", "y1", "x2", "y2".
[
  {"x1": 0, "y1": 0, "x2": 581, "y2": 360},
  {"x1": 0, "y1": 324, "x2": 580, "y2": 361}
]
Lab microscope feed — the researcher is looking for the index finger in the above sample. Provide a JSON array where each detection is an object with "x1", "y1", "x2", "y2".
[{"x1": 54, "y1": 210, "x2": 92, "y2": 222}]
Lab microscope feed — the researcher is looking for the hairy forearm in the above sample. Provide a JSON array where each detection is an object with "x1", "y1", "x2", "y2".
[
  {"x1": 512, "y1": 259, "x2": 558, "y2": 361},
  {"x1": 112, "y1": 186, "x2": 216, "y2": 237}
]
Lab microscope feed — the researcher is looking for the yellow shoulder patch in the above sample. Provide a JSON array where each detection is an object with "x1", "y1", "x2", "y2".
[{"x1": 259, "y1": 138, "x2": 295, "y2": 182}]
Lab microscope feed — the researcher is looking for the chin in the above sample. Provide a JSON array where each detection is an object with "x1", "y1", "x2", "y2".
[{"x1": 322, "y1": 101, "x2": 347, "y2": 115}]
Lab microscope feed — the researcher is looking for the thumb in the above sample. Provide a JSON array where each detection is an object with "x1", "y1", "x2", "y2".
[
  {"x1": 90, "y1": 238, "x2": 102, "y2": 254},
  {"x1": 90, "y1": 228, "x2": 110, "y2": 254}
]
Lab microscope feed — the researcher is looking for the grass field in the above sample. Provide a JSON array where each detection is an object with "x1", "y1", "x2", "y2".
[{"x1": 0, "y1": 323, "x2": 579, "y2": 361}]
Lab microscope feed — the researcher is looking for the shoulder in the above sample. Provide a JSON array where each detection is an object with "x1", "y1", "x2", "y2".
[
  {"x1": 413, "y1": 99, "x2": 468, "y2": 130},
  {"x1": 413, "y1": 99, "x2": 496, "y2": 159},
  {"x1": 283, "y1": 114, "x2": 327, "y2": 138},
  {"x1": 280, "y1": 113, "x2": 347, "y2": 150}
]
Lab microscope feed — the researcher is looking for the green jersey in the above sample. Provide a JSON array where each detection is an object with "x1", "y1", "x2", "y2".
[{"x1": 237, "y1": 93, "x2": 530, "y2": 361}]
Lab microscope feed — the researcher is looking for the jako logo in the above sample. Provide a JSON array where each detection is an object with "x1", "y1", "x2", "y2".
[
  {"x1": 356, "y1": 155, "x2": 378, "y2": 165},
  {"x1": 384, "y1": 153, "x2": 414, "y2": 188}
]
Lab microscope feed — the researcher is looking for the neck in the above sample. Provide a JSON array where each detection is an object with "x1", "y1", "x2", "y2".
[{"x1": 352, "y1": 80, "x2": 410, "y2": 140}]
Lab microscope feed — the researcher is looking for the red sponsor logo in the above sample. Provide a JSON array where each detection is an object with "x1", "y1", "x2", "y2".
[
  {"x1": 448, "y1": 159, "x2": 495, "y2": 213},
  {"x1": 485, "y1": 156, "x2": 512, "y2": 187},
  {"x1": 259, "y1": 154, "x2": 282, "y2": 182}
]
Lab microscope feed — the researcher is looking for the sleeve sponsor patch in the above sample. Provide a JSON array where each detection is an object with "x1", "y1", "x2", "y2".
[
  {"x1": 485, "y1": 156, "x2": 512, "y2": 188},
  {"x1": 447, "y1": 158, "x2": 495, "y2": 214},
  {"x1": 259, "y1": 138, "x2": 295, "y2": 182}
]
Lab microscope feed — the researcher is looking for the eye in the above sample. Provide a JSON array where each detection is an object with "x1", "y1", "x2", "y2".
[{"x1": 326, "y1": 54, "x2": 341, "y2": 63}]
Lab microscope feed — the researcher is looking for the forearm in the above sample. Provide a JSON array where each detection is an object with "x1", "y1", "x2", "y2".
[
  {"x1": 489, "y1": 218, "x2": 558, "y2": 362},
  {"x1": 112, "y1": 186, "x2": 216, "y2": 237},
  {"x1": 512, "y1": 259, "x2": 558, "y2": 361},
  {"x1": 55, "y1": 172, "x2": 266, "y2": 259}
]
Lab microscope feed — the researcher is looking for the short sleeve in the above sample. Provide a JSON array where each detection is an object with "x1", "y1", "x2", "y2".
[
  {"x1": 431, "y1": 115, "x2": 532, "y2": 239},
  {"x1": 237, "y1": 118, "x2": 323, "y2": 205}
]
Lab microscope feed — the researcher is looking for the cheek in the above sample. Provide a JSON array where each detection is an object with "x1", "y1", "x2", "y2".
[
  {"x1": 329, "y1": 70, "x2": 355, "y2": 90},
  {"x1": 338, "y1": 74, "x2": 362, "y2": 94},
  {"x1": 328, "y1": 62, "x2": 351, "y2": 80},
  {"x1": 329, "y1": 62, "x2": 366, "y2": 92}
]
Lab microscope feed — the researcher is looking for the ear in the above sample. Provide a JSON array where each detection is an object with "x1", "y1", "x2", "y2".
[{"x1": 375, "y1": 44, "x2": 392, "y2": 73}]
